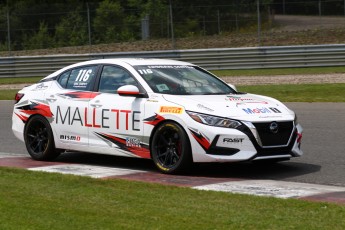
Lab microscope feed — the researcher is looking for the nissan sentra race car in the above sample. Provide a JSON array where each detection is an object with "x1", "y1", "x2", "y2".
[{"x1": 12, "y1": 58, "x2": 303, "y2": 173}]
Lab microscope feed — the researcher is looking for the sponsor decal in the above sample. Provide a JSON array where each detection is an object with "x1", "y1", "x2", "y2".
[
  {"x1": 146, "y1": 65, "x2": 193, "y2": 69},
  {"x1": 126, "y1": 137, "x2": 141, "y2": 147},
  {"x1": 55, "y1": 106, "x2": 141, "y2": 131},
  {"x1": 146, "y1": 95, "x2": 159, "y2": 103},
  {"x1": 226, "y1": 96, "x2": 254, "y2": 102},
  {"x1": 144, "y1": 113, "x2": 165, "y2": 126},
  {"x1": 223, "y1": 138, "x2": 244, "y2": 143},
  {"x1": 197, "y1": 104, "x2": 214, "y2": 112},
  {"x1": 159, "y1": 106, "x2": 183, "y2": 114},
  {"x1": 242, "y1": 107, "x2": 282, "y2": 115},
  {"x1": 33, "y1": 83, "x2": 48, "y2": 91},
  {"x1": 15, "y1": 101, "x2": 53, "y2": 123},
  {"x1": 60, "y1": 135, "x2": 81, "y2": 141},
  {"x1": 225, "y1": 96, "x2": 269, "y2": 107},
  {"x1": 188, "y1": 128, "x2": 211, "y2": 151},
  {"x1": 94, "y1": 132, "x2": 150, "y2": 159}
]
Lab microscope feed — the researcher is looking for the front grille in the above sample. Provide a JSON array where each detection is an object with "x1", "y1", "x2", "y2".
[
  {"x1": 256, "y1": 131, "x2": 297, "y2": 157},
  {"x1": 253, "y1": 121, "x2": 294, "y2": 147}
]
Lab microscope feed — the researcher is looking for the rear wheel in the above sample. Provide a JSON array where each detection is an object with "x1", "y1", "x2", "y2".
[
  {"x1": 151, "y1": 122, "x2": 192, "y2": 174},
  {"x1": 24, "y1": 115, "x2": 60, "y2": 161}
]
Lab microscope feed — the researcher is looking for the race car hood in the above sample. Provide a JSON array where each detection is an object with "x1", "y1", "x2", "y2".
[{"x1": 163, "y1": 93, "x2": 295, "y2": 122}]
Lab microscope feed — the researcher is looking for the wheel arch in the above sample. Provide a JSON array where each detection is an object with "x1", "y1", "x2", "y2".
[
  {"x1": 24, "y1": 114, "x2": 62, "y2": 159},
  {"x1": 24, "y1": 114, "x2": 53, "y2": 136},
  {"x1": 148, "y1": 119, "x2": 193, "y2": 160}
]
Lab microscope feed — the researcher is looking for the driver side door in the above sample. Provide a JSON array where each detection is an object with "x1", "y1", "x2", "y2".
[{"x1": 87, "y1": 65, "x2": 150, "y2": 158}]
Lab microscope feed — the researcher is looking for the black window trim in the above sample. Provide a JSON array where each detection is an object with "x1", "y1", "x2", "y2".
[
  {"x1": 56, "y1": 64, "x2": 101, "y2": 91},
  {"x1": 95, "y1": 64, "x2": 147, "y2": 96}
]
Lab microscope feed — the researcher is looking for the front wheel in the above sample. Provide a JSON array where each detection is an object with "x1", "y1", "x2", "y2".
[
  {"x1": 151, "y1": 122, "x2": 192, "y2": 174},
  {"x1": 24, "y1": 115, "x2": 60, "y2": 161}
]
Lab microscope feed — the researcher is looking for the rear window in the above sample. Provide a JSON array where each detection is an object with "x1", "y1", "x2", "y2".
[{"x1": 57, "y1": 65, "x2": 98, "y2": 91}]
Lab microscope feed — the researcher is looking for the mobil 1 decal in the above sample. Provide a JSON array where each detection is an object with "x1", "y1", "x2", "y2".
[{"x1": 242, "y1": 107, "x2": 282, "y2": 115}]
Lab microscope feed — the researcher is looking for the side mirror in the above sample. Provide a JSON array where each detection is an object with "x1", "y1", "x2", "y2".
[
  {"x1": 117, "y1": 85, "x2": 146, "y2": 98},
  {"x1": 227, "y1": 83, "x2": 237, "y2": 91}
]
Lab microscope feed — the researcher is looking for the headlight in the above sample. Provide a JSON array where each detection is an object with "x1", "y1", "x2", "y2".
[{"x1": 186, "y1": 111, "x2": 242, "y2": 129}]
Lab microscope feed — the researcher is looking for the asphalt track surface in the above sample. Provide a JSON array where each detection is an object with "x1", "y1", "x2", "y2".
[{"x1": 1, "y1": 100, "x2": 345, "y2": 188}]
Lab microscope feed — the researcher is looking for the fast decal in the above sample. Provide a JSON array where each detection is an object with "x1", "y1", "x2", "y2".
[
  {"x1": 15, "y1": 101, "x2": 53, "y2": 123},
  {"x1": 144, "y1": 113, "x2": 165, "y2": 126},
  {"x1": 188, "y1": 128, "x2": 211, "y2": 151},
  {"x1": 159, "y1": 106, "x2": 183, "y2": 114},
  {"x1": 94, "y1": 132, "x2": 150, "y2": 159},
  {"x1": 242, "y1": 107, "x2": 282, "y2": 114},
  {"x1": 55, "y1": 106, "x2": 141, "y2": 131},
  {"x1": 223, "y1": 138, "x2": 244, "y2": 143},
  {"x1": 58, "y1": 92, "x2": 100, "y2": 100}
]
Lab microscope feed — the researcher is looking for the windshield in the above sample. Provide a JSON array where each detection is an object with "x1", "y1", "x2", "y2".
[{"x1": 134, "y1": 65, "x2": 236, "y2": 95}]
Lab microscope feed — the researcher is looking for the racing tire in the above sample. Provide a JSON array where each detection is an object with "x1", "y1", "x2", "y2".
[
  {"x1": 151, "y1": 122, "x2": 192, "y2": 174},
  {"x1": 24, "y1": 115, "x2": 60, "y2": 161}
]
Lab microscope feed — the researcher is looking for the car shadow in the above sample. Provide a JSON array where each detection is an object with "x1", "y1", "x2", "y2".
[{"x1": 55, "y1": 152, "x2": 321, "y2": 182}]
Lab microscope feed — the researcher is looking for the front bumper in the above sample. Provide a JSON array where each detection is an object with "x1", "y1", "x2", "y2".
[{"x1": 189, "y1": 121, "x2": 303, "y2": 163}]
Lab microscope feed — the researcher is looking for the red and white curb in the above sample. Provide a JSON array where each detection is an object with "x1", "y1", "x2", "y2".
[
  {"x1": 194, "y1": 180, "x2": 345, "y2": 199},
  {"x1": 1, "y1": 152, "x2": 345, "y2": 205}
]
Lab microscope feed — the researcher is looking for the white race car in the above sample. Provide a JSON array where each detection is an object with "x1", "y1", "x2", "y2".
[{"x1": 12, "y1": 58, "x2": 303, "y2": 173}]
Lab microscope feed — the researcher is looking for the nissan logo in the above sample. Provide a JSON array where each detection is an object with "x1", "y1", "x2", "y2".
[{"x1": 269, "y1": 122, "x2": 279, "y2": 134}]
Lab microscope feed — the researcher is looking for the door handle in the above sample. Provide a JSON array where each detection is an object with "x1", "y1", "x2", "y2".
[{"x1": 90, "y1": 103, "x2": 102, "y2": 108}]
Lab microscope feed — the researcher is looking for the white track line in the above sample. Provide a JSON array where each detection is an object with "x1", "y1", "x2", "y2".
[
  {"x1": 0, "y1": 152, "x2": 27, "y2": 158},
  {"x1": 194, "y1": 180, "x2": 345, "y2": 199},
  {"x1": 29, "y1": 164, "x2": 145, "y2": 178},
  {"x1": 2, "y1": 152, "x2": 345, "y2": 200}
]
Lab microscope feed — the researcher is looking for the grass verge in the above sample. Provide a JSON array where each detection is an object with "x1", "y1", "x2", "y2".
[
  {"x1": 0, "y1": 167, "x2": 344, "y2": 230},
  {"x1": 0, "y1": 77, "x2": 41, "y2": 85},
  {"x1": 211, "y1": 66, "x2": 345, "y2": 76},
  {"x1": 0, "y1": 89, "x2": 19, "y2": 100},
  {"x1": 238, "y1": 83, "x2": 345, "y2": 102}
]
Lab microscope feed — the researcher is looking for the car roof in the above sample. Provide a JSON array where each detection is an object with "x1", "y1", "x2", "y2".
[{"x1": 43, "y1": 58, "x2": 193, "y2": 80}]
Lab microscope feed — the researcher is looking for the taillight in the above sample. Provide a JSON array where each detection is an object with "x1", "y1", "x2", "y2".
[{"x1": 14, "y1": 93, "x2": 24, "y2": 104}]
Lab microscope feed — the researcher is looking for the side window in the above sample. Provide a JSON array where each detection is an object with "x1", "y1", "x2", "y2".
[
  {"x1": 66, "y1": 66, "x2": 97, "y2": 91},
  {"x1": 57, "y1": 71, "x2": 70, "y2": 88},
  {"x1": 99, "y1": 65, "x2": 137, "y2": 94}
]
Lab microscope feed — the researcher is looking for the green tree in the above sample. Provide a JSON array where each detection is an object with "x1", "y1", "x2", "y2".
[
  {"x1": 55, "y1": 7, "x2": 88, "y2": 47},
  {"x1": 22, "y1": 21, "x2": 54, "y2": 49},
  {"x1": 128, "y1": 0, "x2": 168, "y2": 38},
  {"x1": 93, "y1": 0, "x2": 126, "y2": 43}
]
